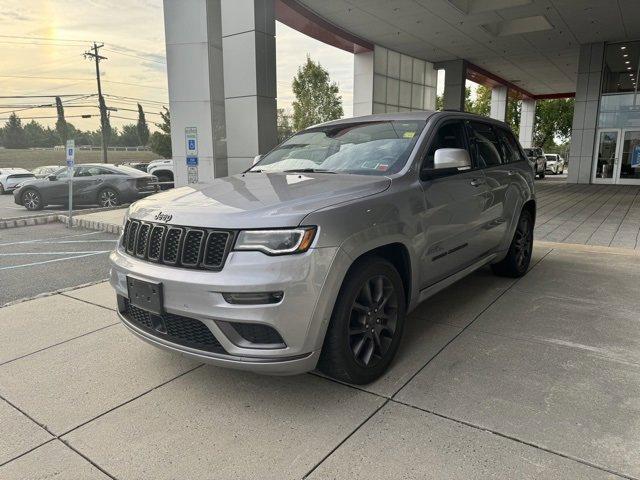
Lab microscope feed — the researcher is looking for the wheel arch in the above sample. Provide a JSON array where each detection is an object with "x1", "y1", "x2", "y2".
[{"x1": 344, "y1": 242, "x2": 413, "y2": 308}]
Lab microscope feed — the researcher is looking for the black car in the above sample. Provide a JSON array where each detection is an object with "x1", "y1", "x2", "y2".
[{"x1": 13, "y1": 164, "x2": 159, "y2": 211}]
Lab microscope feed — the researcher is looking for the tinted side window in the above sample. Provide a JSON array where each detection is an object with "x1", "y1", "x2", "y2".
[
  {"x1": 467, "y1": 121, "x2": 502, "y2": 168},
  {"x1": 497, "y1": 128, "x2": 525, "y2": 163},
  {"x1": 87, "y1": 167, "x2": 114, "y2": 176},
  {"x1": 423, "y1": 121, "x2": 467, "y2": 170}
]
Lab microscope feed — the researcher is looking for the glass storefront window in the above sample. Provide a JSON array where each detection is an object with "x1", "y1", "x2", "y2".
[
  {"x1": 620, "y1": 130, "x2": 640, "y2": 180},
  {"x1": 595, "y1": 131, "x2": 618, "y2": 179},
  {"x1": 603, "y1": 41, "x2": 639, "y2": 94}
]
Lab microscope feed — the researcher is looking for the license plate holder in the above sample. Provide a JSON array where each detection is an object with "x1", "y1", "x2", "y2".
[{"x1": 127, "y1": 276, "x2": 164, "y2": 315}]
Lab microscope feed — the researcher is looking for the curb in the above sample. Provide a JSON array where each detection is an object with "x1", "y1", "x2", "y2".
[
  {"x1": 0, "y1": 214, "x2": 60, "y2": 229},
  {"x1": 59, "y1": 214, "x2": 123, "y2": 235},
  {"x1": 0, "y1": 204, "x2": 127, "y2": 231}
]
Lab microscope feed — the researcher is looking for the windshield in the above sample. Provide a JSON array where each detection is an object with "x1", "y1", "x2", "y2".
[
  {"x1": 251, "y1": 120, "x2": 425, "y2": 175},
  {"x1": 545, "y1": 155, "x2": 556, "y2": 161}
]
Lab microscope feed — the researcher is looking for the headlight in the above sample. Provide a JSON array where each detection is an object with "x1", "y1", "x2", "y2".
[{"x1": 234, "y1": 227, "x2": 316, "y2": 255}]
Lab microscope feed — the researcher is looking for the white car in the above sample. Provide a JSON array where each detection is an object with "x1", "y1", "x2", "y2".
[
  {"x1": 0, "y1": 168, "x2": 35, "y2": 194},
  {"x1": 147, "y1": 159, "x2": 174, "y2": 189},
  {"x1": 544, "y1": 154, "x2": 565, "y2": 174}
]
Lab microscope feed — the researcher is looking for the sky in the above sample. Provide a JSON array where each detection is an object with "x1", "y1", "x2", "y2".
[{"x1": 0, "y1": 1, "x2": 357, "y2": 134}]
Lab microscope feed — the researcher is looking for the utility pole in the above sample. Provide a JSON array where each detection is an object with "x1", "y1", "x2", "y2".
[{"x1": 84, "y1": 43, "x2": 109, "y2": 163}]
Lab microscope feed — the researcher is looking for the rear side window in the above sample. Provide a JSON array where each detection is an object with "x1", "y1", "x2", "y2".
[
  {"x1": 496, "y1": 128, "x2": 525, "y2": 163},
  {"x1": 467, "y1": 121, "x2": 502, "y2": 168},
  {"x1": 423, "y1": 121, "x2": 467, "y2": 169}
]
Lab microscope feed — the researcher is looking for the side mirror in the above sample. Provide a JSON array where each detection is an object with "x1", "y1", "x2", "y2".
[
  {"x1": 434, "y1": 148, "x2": 472, "y2": 170},
  {"x1": 253, "y1": 154, "x2": 262, "y2": 165},
  {"x1": 48, "y1": 175, "x2": 57, "y2": 181}
]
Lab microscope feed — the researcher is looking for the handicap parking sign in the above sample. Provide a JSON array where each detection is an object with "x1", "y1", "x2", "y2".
[{"x1": 188, "y1": 139, "x2": 196, "y2": 151}]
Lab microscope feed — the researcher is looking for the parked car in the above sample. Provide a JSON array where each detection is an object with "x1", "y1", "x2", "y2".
[
  {"x1": 120, "y1": 162, "x2": 149, "y2": 173},
  {"x1": 544, "y1": 154, "x2": 565, "y2": 174},
  {"x1": 110, "y1": 111, "x2": 535, "y2": 384},
  {"x1": 13, "y1": 163, "x2": 159, "y2": 211},
  {"x1": 0, "y1": 168, "x2": 35, "y2": 194},
  {"x1": 32, "y1": 165, "x2": 62, "y2": 178},
  {"x1": 523, "y1": 147, "x2": 546, "y2": 179},
  {"x1": 147, "y1": 158, "x2": 174, "y2": 189}
]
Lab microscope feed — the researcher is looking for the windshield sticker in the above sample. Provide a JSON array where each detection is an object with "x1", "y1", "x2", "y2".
[
  {"x1": 376, "y1": 164, "x2": 389, "y2": 172},
  {"x1": 403, "y1": 131, "x2": 415, "y2": 139}
]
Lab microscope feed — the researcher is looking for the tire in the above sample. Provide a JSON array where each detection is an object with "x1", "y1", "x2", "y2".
[
  {"x1": 22, "y1": 189, "x2": 44, "y2": 211},
  {"x1": 0, "y1": 183, "x2": 5, "y2": 195},
  {"x1": 491, "y1": 209, "x2": 534, "y2": 278},
  {"x1": 98, "y1": 188, "x2": 120, "y2": 208},
  {"x1": 318, "y1": 256, "x2": 406, "y2": 384},
  {"x1": 538, "y1": 171, "x2": 545, "y2": 179}
]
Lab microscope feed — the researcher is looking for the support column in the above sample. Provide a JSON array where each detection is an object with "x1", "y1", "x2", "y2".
[
  {"x1": 490, "y1": 86, "x2": 508, "y2": 122},
  {"x1": 436, "y1": 60, "x2": 466, "y2": 111},
  {"x1": 163, "y1": 0, "x2": 227, "y2": 186},
  {"x1": 567, "y1": 42, "x2": 604, "y2": 184},
  {"x1": 221, "y1": 0, "x2": 277, "y2": 175},
  {"x1": 519, "y1": 98, "x2": 536, "y2": 149},
  {"x1": 353, "y1": 50, "x2": 374, "y2": 116}
]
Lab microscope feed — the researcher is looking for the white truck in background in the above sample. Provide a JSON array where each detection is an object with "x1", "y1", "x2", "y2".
[{"x1": 146, "y1": 159, "x2": 174, "y2": 190}]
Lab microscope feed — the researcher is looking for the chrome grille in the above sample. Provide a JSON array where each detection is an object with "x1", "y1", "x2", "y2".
[{"x1": 121, "y1": 219, "x2": 233, "y2": 271}]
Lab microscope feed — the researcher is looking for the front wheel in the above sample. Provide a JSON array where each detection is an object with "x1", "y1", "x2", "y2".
[
  {"x1": 22, "y1": 189, "x2": 43, "y2": 211},
  {"x1": 318, "y1": 256, "x2": 406, "y2": 384},
  {"x1": 491, "y1": 209, "x2": 534, "y2": 278},
  {"x1": 0, "y1": 183, "x2": 5, "y2": 195},
  {"x1": 98, "y1": 188, "x2": 120, "y2": 208}
]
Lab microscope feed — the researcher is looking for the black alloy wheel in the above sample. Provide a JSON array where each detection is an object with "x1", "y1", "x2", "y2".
[
  {"x1": 319, "y1": 256, "x2": 406, "y2": 384},
  {"x1": 348, "y1": 275, "x2": 399, "y2": 368},
  {"x1": 491, "y1": 209, "x2": 534, "y2": 278}
]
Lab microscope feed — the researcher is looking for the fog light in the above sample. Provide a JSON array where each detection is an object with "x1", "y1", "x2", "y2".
[{"x1": 222, "y1": 291, "x2": 284, "y2": 305}]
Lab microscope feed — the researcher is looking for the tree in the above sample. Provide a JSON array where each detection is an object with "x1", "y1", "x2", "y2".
[
  {"x1": 136, "y1": 103, "x2": 150, "y2": 146},
  {"x1": 465, "y1": 85, "x2": 491, "y2": 116},
  {"x1": 24, "y1": 121, "x2": 47, "y2": 148},
  {"x1": 291, "y1": 56, "x2": 343, "y2": 131},
  {"x1": 55, "y1": 96, "x2": 68, "y2": 146},
  {"x1": 534, "y1": 98, "x2": 574, "y2": 149},
  {"x1": 3, "y1": 113, "x2": 27, "y2": 149},
  {"x1": 277, "y1": 108, "x2": 294, "y2": 143},
  {"x1": 150, "y1": 107, "x2": 172, "y2": 158},
  {"x1": 119, "y1": 124, "x2": 140, "y2": 147}
]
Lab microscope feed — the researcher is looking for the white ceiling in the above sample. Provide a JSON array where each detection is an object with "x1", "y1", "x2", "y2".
[{"x1": 297, "y1": 0, "x2": 640, "y2": 95}]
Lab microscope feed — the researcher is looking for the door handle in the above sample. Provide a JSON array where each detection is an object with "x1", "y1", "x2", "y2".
[{"x1": 470, "y1": 178, "x2": 485, "y2": 187}]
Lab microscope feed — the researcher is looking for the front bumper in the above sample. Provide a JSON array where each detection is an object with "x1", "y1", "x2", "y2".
[{"x1": 109, "y1": 244, "x2": 350, "y2": 375}]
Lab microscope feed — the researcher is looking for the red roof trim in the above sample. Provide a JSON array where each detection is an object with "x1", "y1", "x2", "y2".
[{"x1": 275, "y1": 0, "x2": 373, "y2": 54}]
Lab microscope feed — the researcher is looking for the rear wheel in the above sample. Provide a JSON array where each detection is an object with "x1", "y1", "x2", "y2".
[
  {"x1": 0, "y1": 183, "x2": 5, "y2": 194},
  {"x1": 22, "y1": 189, "x2": 43, "y2": 211},
  {"x1": 491, "y1": 209, "x2": 534, "y2": 278},
  {"x1": 319, "y1": 256, "x2": 406, "y2": 384},
  {"x1": 98, "y1": 188, "x2": 120, "y2": 208}
]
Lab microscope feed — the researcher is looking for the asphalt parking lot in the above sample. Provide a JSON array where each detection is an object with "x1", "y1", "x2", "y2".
[
  {"x1": 1, "y1": 241, "x2": 639, "y2": 479},
  {"x1": 0, "y1": 223, "x2": 119, "y2": 306}
]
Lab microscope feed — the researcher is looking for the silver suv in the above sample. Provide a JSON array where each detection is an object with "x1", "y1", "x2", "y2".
[{"x1": 110, "y1": 111, "x2": 535, "y2": 384}]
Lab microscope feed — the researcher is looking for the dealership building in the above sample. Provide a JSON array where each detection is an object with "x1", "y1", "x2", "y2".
[{"x1": 163, "y1": 0, "x2": 640, "y2": 186}]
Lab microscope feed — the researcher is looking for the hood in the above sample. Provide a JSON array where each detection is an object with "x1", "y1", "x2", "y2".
[{"x1": 129, "y1": 172, "x2": 391, "y2": 228}]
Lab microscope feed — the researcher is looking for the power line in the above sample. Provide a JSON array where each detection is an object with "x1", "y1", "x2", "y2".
[
  {"x1": 0, "y1": 34, "x2": 94, "y2": 43},
  {"x1": 0, "y1": 94, "x2": 91, "y2": 99},
  {"x1": 102, "y1": 48, "x2": 166, "y2": 65},
  {"x1": 0, "y1": 75, "x2": 168, "y2": 91},
  {"x1": 103, "y1": 94, "x2": 167, "y2": 105}
]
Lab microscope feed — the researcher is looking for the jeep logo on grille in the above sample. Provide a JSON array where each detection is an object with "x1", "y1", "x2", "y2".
[{"x1": 154, "y1": 212, "x2": 173, "y2": 223}]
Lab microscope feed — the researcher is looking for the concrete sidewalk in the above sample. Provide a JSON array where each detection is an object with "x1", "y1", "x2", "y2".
[{"x1": 1, "y1": 241, "x2": 639, "y2": 479}]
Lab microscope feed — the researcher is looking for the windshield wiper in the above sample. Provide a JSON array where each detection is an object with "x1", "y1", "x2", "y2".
[{"x1": 282, "y1": 168, "x2": 335, "y2": 174}]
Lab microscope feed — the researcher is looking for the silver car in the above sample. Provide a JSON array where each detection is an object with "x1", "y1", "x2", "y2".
[{"x1": 110, "y1": 112, "x2": 535, "y2": 384}]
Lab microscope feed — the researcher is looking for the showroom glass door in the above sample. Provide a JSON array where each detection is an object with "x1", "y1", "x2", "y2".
[
  {"x1": 617, "y1": 129, "x2": 640, "y2": 184},
  {"x1": 592, "y1": 129, "x2": 621, "y2": 183}
]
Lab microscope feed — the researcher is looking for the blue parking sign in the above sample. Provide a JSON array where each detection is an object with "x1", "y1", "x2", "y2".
[{"x1": 188, "y1": 139, "x2": 196, "y2": 150}]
